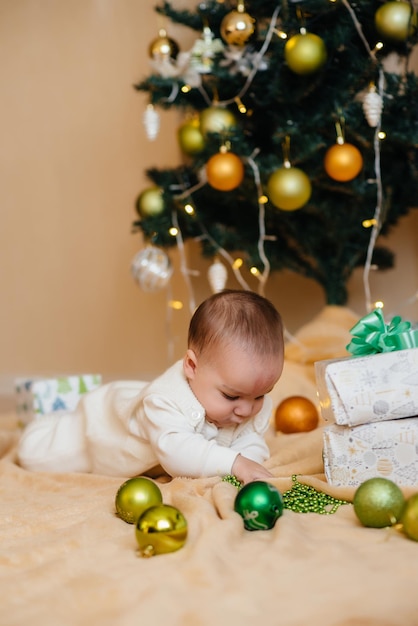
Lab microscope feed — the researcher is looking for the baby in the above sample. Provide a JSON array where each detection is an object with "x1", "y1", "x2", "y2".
[{"x1": 18, "y1": 289, "x2": 284, "y2": 485}]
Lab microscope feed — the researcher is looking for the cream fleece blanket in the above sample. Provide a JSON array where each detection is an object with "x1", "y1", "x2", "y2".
[{"x1": 1, "y1": 306, "x2": 418, "y2": 626}]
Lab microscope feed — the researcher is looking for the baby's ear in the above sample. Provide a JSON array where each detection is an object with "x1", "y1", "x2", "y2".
[{"x1": 183, "y1": 349, "x2": 198, "y2": 379}]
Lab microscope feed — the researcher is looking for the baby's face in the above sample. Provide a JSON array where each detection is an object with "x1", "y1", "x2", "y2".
[{"x1": 183, "y1": 344, "x2": 283, "y2": 428}]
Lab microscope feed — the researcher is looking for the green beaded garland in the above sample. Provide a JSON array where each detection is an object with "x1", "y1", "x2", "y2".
[
  {"x1": 222, "y1": 474, "x2": 243, "y2": 489},
  {"x1": 282, "y1": 475, "x2": 349, "y2": 514},
  {"x1": 223, "y1": 474, "x2": 349, "y2": 515}
]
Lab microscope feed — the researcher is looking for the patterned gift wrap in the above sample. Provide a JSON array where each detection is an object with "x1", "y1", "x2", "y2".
[
  {"x1": 315, "y1": 348, "x2": 418, "y2": 427},
  {"x1": 323, "y1": 417, "x2": 418, "y2": 487},
  {"x1": 15, "y1": 374, "x2": 102, "y2": 426}
]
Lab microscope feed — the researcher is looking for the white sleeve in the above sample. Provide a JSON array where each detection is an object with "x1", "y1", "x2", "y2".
[{"x1": 139, "y1": 395, "x2": 239, "y2": 478}]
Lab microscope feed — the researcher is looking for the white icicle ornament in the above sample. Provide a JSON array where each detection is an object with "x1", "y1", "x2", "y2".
[
  {"x1": 362, "y1": 87, "x2": 383, "y2": 127},
  {"x1": 208, "y1": 259, "x2": 228, "y2": 293},
  {"x1": 143, "y1": 104, "x2": 160, "y2": 140}
]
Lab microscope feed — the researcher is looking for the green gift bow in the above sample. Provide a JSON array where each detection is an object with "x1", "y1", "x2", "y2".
[{"x1": 346, "y1": 309, "x2": 418, "y2": 356}]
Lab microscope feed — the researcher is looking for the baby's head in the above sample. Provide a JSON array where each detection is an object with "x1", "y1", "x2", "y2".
[{"x1": 183, "y1": 290, "x2": 284, "y2": 428}]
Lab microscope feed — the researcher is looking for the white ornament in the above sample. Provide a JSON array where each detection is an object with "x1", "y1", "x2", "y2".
[
  {"x1": 131, "y1": 246, "x2": 173, "y2": 292},
  {"x1": 362, "y1": 87, "x2": 383, "y2": 128},
  {"x1": 190, "y1": 26, "x2": 225, "y2": 74},
  {"x1": 143, "y1": 104, "x2": 160, "y2": 141},
  {"x1": 208, "y1": 259, "x2": 228, "y2": 293}
]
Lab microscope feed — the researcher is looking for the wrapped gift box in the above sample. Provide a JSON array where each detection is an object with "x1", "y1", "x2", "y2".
[
  {"x1": 15, "y1": 374, "x2": 102, "y2": 426},
  {"x1": 315, "y1": 348, "x2": 418, "y2": 427},
  {"x1": 323, "y1": 417, "x2": 418, "y2": 487}
]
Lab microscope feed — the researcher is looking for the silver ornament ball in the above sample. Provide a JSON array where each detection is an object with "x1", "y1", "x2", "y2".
[{"x1": 131, "y1": 246, "x2": 173, "y2": 292}]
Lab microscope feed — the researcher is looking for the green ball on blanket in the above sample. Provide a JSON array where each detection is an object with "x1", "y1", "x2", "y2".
[
  {"x1": 234, "y1": 481, "x2": 284, "y2": 531},
  {"x1": 115, "y1": 477, "x2": 163, "y2": 524},
  {"x1": 353, "y1": 477, "x2": 405, "y2": 529}
]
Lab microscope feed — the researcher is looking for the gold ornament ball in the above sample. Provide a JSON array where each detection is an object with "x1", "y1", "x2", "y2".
[
  {"x1": 375, "y1": 1, "x2": 417, "y2": 42},
  {"x1": 199, "y1": 106, "x2": 237, "y2": 137},
  {"x1": 148, "y1": 31, "x2": 179, "y2": 60},
  {"x1": 220, "y1": 9, "x2": 255, "y2": 46},
  {"x1": 135, "y1": 504, "x2": 188, "y2": 557},
  {"x1": 353, "y1": 477, "x2": 405, "y2": 529},
  {"x1": 324, "y1": 143, "x2": 363, "y2": 182},
  {"x1": 178, "y1": 118, "x2": 205, "y2": 155},
  {"x1": 401, "y1": 493, "x2": 418, "y2": 541},
  {"x1": 206, "y1": 151, "x2": 245, "y2": 191},
  {"x1": 267, "y1": 166, "x2": 312, "y2": 211},
  {"x1": 284, "y1": 32, "x2": 327, "y2": 75},
  {"x1": 136, "y1": 187, "x2": 165, "y2": 218},
  {"x1": 274, "y1": 396, "x2": 319, "y2": 434},
  {"x1": 115, "y1": 477, "x2": 163, "y2": 525}
]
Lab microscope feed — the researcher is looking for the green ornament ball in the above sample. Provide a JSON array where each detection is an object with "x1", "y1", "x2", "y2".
[
  {"x1": 284, "y1": 32, "x2": 327, "y2": 75},
  {"x1": 353, "y1": 477, "x2": 405, "y2": 529},
  {"x1": 234, "y1": 481, "x2": 284, "y2": 531},
  {"x1": 135, "y1": 504, "x2": 188, "y2": 557},
  {"x1": 267, "y1": 166, "x2": 312, "y2": 211},
  {"x1": 178, "y1": 118, "x2": 205, "y2": 155},
  {"x1": 136, "y1": 187, "x2": 165, "y2": 218},
  {"x1": 401, "y1": 493, "x2": 418, "y2": 541},
  {"x1": 115, "y1": 477, "x2": 163, "y2": 524},
  {"x1": 375, "y1": 1, "x2": 417, "y2": 42}
]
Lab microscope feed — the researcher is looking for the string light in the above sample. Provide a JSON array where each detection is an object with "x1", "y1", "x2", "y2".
[
  {"x1": 378, "y1": 131, "x2": 386, "y2": 140},
  {"x1": 169, "y1": 227, "x2": 178, "y2": 236},
  {"x1": 168, "y1": 300, "x2": 183, "y2": 310},
  {"x1": 250, "y1": 266, "x2": 260, "y2": 276},
  {"x1": 235, "y1": 96, "x2": 247, "y2": 114},
  {"x1": 374, "y1": 300, "x2": 384, "y2": 309},
  {"x1": 232, "y1": 258, "x2": 243, "y2": 269},
  {"x1": 184, "y1": 203, "x2": 195, "y2": 215},
  {"x1": 362, "y1": 218, "x2": 377, "y2": 228},
  {"x1": 274, "y1": 29, "x2": 288, "y2": 40},
  {"x1": 181, "y1": 84, "x2": 191, "y2": 93}
]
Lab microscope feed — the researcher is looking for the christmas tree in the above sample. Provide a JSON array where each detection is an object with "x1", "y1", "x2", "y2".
[{"x1": 132, "y1": 0, "x2": 418, "y2": 308}]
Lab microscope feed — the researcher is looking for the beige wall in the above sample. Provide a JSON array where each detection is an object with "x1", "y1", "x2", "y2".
[{"x1": 1, "y1": 0, "x2": 417, "y2": 394}]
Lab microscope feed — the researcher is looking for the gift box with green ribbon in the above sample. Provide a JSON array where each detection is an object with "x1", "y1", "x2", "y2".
[{"x1": 315, "y1": 309, "x2": 418, "y2": 427}]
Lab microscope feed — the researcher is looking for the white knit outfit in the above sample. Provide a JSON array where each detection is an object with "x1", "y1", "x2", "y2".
[{"x1": 17, "y1": 360, "x2": 272, "y2": 478}]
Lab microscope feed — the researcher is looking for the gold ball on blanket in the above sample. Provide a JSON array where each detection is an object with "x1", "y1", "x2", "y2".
[
  {"x1": 234, "y1": 481, "x2": 283, "y2": 531},
  {"x1": 135, "y1": 504, "x2": 188, "y2": 557},
  {"x1": 115, "y1": 477, "x2": 163, "y2": 524},
  {"x1": 353, "y1": 477, "x2": 405, "y2": 529},
  {"x1": 400, "y1": 493, "x2": 418, "y2": 541},
  {"x1": 274, "y1": 396, "x2": 319, "y2": 433}
]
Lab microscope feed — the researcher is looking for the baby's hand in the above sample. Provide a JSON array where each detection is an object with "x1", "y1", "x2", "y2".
[{"x1": 231, "y1": 454, "x2": 273, "y2": 485}]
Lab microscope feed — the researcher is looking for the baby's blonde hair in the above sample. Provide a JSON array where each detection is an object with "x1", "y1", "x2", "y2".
[{"x1": 188, "y1": 289, "x2": 283, "y2": 360}]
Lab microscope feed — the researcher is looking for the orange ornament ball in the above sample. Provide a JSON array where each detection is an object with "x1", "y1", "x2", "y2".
[
  {"x1": 324, "y1": 143, "x2": 363, "y2": 182},
  {"x1": 206, "y1": 151, "x2": 244, "y2": 191},
  {"x1": 275, "y1": 396, "x2": 319, "y2": 434}
]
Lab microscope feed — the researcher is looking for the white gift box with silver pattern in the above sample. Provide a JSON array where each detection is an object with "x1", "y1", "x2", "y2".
[
  {"x1": 323, "y1": 417, "x2": 418, "y2": 487},
  {"x1": 315, "y1": 348, "x2": 418, "y2": 427}
]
